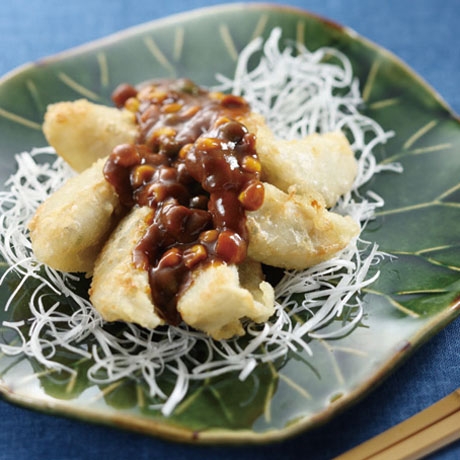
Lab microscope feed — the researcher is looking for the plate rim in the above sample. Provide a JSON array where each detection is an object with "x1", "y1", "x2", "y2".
[{"x1": 0, "y1": 1, "x2": 459, "y2": 445}]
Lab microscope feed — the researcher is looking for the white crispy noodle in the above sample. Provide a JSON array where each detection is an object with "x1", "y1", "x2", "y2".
[{"x1": 0, "y1": 29, "x2": 400, "y2": 415}]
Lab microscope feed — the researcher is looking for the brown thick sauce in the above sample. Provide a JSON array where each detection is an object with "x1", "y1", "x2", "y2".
[{"x1": 104, "y1": 79, "x2": 264, "y2": 325}]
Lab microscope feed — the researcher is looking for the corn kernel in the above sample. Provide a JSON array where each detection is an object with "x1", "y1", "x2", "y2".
[
  {"x1": 145, "y1": 182, "x2": 167, "y2": 204},
  {"x1": 149, "y1": 90, "x2": 168, "y2": 103},
  {"x1": 162, "y1": 102, "x2": 183, "y2": 113},
  {"x1": 124, "y1": 97, "x2": 140, "y2": 113},
  {"x1": 241, "y1": 155, "x2": 261, "y2": 174},
  {"x1": 131, "y1": 165, "x2": 156, "y2": 188},
  {"x1": 238, "y1": 180, "x2": 264, "y2": 211},
  {"x1": 155, "y1": 126, "x2": 176, "y2": 137},
  {"x1": 183, "y1": 244, "x2": 207, "y2": 269},
  {"x1": 181, "y1": 105, "x2": 200, "y2": 118},
  {"x1": 179, "y1": 143, "x2": 193, "y2": 160},
  {"x1": 149, "y1": 127, "x2": 177, "y2": 147},
  {"x1": 196, "y1": 137, "x2": 220, "y2": 151},
  {"x1": 200, "y1": 229, "x2": 219, "y2": 243},
  {"x1": 209, "y1": 91, "x2": 225, "y2": 101},
  {"x1": 160, "y1": 248, "x2": 182, "y2": 268},
  {"x1": 215, "y1": 115, "x2": 232, "y2": 127}
]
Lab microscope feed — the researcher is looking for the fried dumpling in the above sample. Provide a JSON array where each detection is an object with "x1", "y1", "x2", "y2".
[
  {"x1": 28, "y1": 157, "x2": 123, "y2": 273},
  {"x1": 43, "y1": 99, "x2": 138, "y2": 172},
  {"x1": 242, "y1": 112, "x2": 357, "y2": 208},
  {"x1": 247, "y1": 182, "x2": 359, "y2": 269},
  {"x1": 178, "y1": 257, "x2": 274, "y2": 340},
  {"x1": 89, "y1": 206, "x2": 164, "y2": 329}
]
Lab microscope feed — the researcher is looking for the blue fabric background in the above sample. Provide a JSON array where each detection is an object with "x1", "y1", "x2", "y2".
[{"x1": 1, "y1": 1, "x2": 459, "y2": 459}]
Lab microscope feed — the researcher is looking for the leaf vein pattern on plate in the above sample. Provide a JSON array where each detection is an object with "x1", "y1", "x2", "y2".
[
  {"x1": 403, "y1": 119, "x2": 438, "y2": 150},
  {"x1": 143, "y1": 36, "x2": 176, "y2": 76},
  {"x1": 318, "y1": 339, "x2": 345, "y2": 385},
  {"x1": 368, "y1": 97, "x2": 401, "y2": 110},
  {"x1": 362, "y1": 59, "x2": 381, "y2": 103},
  {"x1": 0, "y1": 107, "x2": 41, "y2": 130},
  {"x1": 219, "y1": 24, "x2": 238, "y2": 61},
  {"x1": 97, "y1": 52, "x2": 110, "y2": 88},
  {"x1": 278, "y1": 373, "x2": 311, "y2": 400},
  {"x1": 376, "y1": 196, "x2": 460, "y2": 216},
  {"x1": 251, "y1": 14, "x2": 269, "y2": 42},
  {"x1": 365, "y1": 290, "x2": 420, "y2": 318},
  {"x1": 173, "y1": 27, "x2": 185, "y2": 62},
  {"x1": 57, "y1": 72, "x2": 101, "y2": 101},
  {"x1": 263, "y1": 362, "x2": 278, "y2": 423},
  {"x1": 382, "y1": 142, "x2": 453, "y2": 164},
  {"x1": 296, "y1": 20, "x2": 306, "y2": 47},
  {"x1": 26, "y1": 79, "x2": 46, "y2": 117}
]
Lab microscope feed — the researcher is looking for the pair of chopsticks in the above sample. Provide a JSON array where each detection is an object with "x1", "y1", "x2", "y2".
[{"x1": 334, "y1": 388, "x2": 460, "y2": 460}]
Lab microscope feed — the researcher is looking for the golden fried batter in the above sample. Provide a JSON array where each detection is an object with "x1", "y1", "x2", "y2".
[
  {"x1": 43, "y1": 99, "x2": 138, "y2": 172},
  {"x1": 242, "y1": 112, "x2": 357, "y2": 208},
  {"x1": 28, "y1": 158, "x2": 123, "y2": 273},
  {"x1": 89, "y1": 206, "x2": 164, "y2": 329},
  {"x1": 177, "y1": 260, "x2": 274, "y2": 340},
  {"x1": 247, "y1": 183, "x2": 359, "y2": 269}
]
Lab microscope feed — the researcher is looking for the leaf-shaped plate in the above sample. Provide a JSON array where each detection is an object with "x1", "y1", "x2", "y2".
[{"x1": 0, "y1": 3, "x2": 459, "y2": 444}]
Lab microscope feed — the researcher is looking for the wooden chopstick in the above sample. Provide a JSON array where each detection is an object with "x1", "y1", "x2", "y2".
[{"x1": 333, "y1": 388, "x2": 460, "y2": 460}]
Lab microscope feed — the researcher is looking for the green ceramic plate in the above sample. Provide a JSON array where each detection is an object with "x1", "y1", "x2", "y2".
[{"x1": 0, "y1": 3, "x2": 459, "y2": 444}]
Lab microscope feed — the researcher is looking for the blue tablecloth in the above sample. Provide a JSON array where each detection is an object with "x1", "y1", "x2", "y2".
[{"x1": 1, "y1": 1, "x2": 459, "y2": 459}]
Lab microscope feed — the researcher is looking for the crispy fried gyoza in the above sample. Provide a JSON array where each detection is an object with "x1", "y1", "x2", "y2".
[
  {"x1": 43, "y1": 99, "x2": 138, "y2": 172},
  {"x1": 90, "y1": 206, "x2": 275, "y2": 340},
  {"x1": 243, "y1": 113, "x2": 357, "y2": 208},
  {"x1": 178, "y1": 258, "x2": 274, "y2": 340},
  {"x1": 28, "y1": 158, "x2": 123, "y2": 273},
  {"x1": 247, "y1": 183, "x2": 359, "y2": 269},
  {"x1": 89, "y1": 206, "x2": 164, "y2": 329}
]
